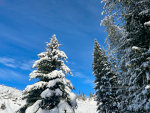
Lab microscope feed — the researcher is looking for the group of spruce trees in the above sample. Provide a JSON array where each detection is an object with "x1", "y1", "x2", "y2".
[
  {"x1": 93, "y1": 0, "x2": 150, "y2": 113},
  {"x1": 16, "y1": 0, "x2": 150, "y2": 113}
]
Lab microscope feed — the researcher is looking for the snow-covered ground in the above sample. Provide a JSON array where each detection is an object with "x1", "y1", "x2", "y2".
[
  {"x1": 75, "y1": 99, "x2": 97, "y2": 113},
  {"x1": 0, "y1": 85, "x2": 97, "y2": 113},
  {"x1": 0, "y1": 85, "x2": 25, "y2": 113}
]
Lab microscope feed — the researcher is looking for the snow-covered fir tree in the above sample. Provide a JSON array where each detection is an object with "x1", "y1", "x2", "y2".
[
  {"x1": 119, "y1": 1, "x2": 150, "y2": 112},
  {"x1": 93, "y1": 39, "x2": 118, "y2": 113},
  {"x1": 102, "y1": 0, "x2": 150, "y2": 112},
  {"x1": 100, "y1": 11, "x2": 126, "y2": 113},
  {"x1": 18, "y1": 35, "x2": 77, "y2": 113}
]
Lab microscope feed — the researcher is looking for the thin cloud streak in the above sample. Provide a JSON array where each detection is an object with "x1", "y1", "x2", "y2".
[
  {"x1": 0, "y1": 57, "x2": 33, "y2": 71},
  {"x1": 0, "y1": 57, "x2": 16, "y2": 68}
]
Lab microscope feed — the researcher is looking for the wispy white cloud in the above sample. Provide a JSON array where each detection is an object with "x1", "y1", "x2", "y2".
[
  {"x1": 0, "y1": 57, "x2": 16, "y2": 68},
  {"x1": 0, "y1": 57, "x2": 33, "y2": 71}
]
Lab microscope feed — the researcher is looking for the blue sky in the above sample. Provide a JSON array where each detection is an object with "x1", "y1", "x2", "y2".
[{"x1": 0, "y1": 0, "x2": 106, "y2": 96}]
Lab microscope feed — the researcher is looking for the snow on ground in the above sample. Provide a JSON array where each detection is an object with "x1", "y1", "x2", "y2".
[
  {"x1": 0, "y1": 85, "x2": 25, "y2": 113},
  {"x1": 0, "y1": 85, "x2": 97, "y2": 113},
  {"x1": 75, "y1": 99, "x2": 97, "y2": 113}
]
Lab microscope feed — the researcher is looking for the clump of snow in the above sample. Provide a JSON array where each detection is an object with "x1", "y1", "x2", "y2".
[
  {"x1": 32, "y1": 56, "x2": 49, "y2": 68},
  {"x1": 139, "y1": 9, "x2": 150, "y2": 16},
  {"x1": 47, "y1": 78, "x2": 62, "y2": 88},
  {"x1": 132, "y1": 46, "x2": 141, "y2": 51},
  {"x1": 38, "y1": 52, "x2": 47, "y2": 58},
  {"x1": 144, "y1": 21, "x2": 150, "y2": 26},
  {"x1": 41, "y1": 89, "x2": 53, "y2": 98},
  {"x1": 145, "y1": 85, "x2": 150, "y2": 90},
  {"x1": 54, "y1": 50, "x2": 68, "y2": 59},
  {"x1": 30, "y1": 70, "x2": 65, "y2": 80},
  {"x1": 41, "y1": 88, "x2": 63, "y2": 99},
  {"x1": 101, "y1": 0, "x2": 107, "y2": 3},
  {"x1": 55, "y1": 89, "x2": 63, "y2": 96},
  {"x1": 24, "y1": 81, "x2": 47, "y2": 93},
  {"x1": 101, "y1": 11, "x2": 105, "y2": 15},
  {"x1": 147, "y1": 57, "x2": 150, "y2": 60}
]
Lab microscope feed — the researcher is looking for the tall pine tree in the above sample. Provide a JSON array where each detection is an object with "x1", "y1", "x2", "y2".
[
  {"x1": 102, "y1": 0, "x2": 150, "y2": 112},
  {"x1": 18, "y1": 35, "x2": 77, "y2": 113},
  {"x1": 93, "y1": 39, "x2": 118, "y2": 113}
]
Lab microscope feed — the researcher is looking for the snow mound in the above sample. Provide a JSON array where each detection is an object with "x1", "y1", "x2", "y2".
[
  {"x1": 75, "y1": 99, "x2": 97, "y2": 113},
  {"x1": 0, "y1": 85, "x2": 22, "y2": 98},
  {"x1": 0, "y1": 85, "x2": 25, "y2": 113}
]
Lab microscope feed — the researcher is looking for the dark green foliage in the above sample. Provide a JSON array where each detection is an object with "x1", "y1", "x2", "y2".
[
  {"x1": 16, "y1": 105, "x2": 28, "y2": 113},
  {"x1": 93, "y1": 39, "x2": 118, "y2": 113},
  {"x1": 0, "y1": 104, "x2": 6, "y2": 110}
]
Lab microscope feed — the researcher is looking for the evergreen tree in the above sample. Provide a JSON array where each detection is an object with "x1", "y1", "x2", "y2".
[
  {"x1": 18, "y1": 35, "x2": 77, "y2": 113},
  {"x1": 119, "y1": 1, "x2": 150, "y2": 112},
  {"x1": 82, "y1": 92, "x2": 87, "y2": 101},
  {"x1": 79, "y1": 90, "x2": 81, "y2": 96},
  {"x1": 77, "y1": 90, "x2": 82, "y2": 100},
  {"x1": 93, "y1": 39, "x2": 118, "y2": 113},
  {"x1": 89, "y1": 92, "x2": 95, "y2": 100},
  {"x1": 102, "y1": 0, "x2": 150, "y2": 112},
  {"x1": 89, "y1": 92, "x2": 93, "y2": 99}
]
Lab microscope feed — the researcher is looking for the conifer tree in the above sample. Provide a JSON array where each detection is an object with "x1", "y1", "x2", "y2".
[
  {"x1": 89, "y1": 92, "x2": 95, "y2": 100},
  {"x1": 79, "y1": 90, "x2": 81, "y2": 96},
  {"x1": 18, "y1": 35, "x2": 77, "y2": 113},
  {"x1": 82, "y1": 92, "x2": 87, "y2": 101},
  {"x1": 102, "y1": 0, "x2": 150, "y2": 112},
  {"x1": 77, "y1": 90, "x2": 82, "y2": 100},
  {"x1": 89, "y1": 92, "x2": 92, "y2": 99},
  {"x1": 93, "y1": 39, "x2": 118, "y2": 113},
  {"x1": 119, "y1": 1, "x2": 150, "y2": 111}
]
